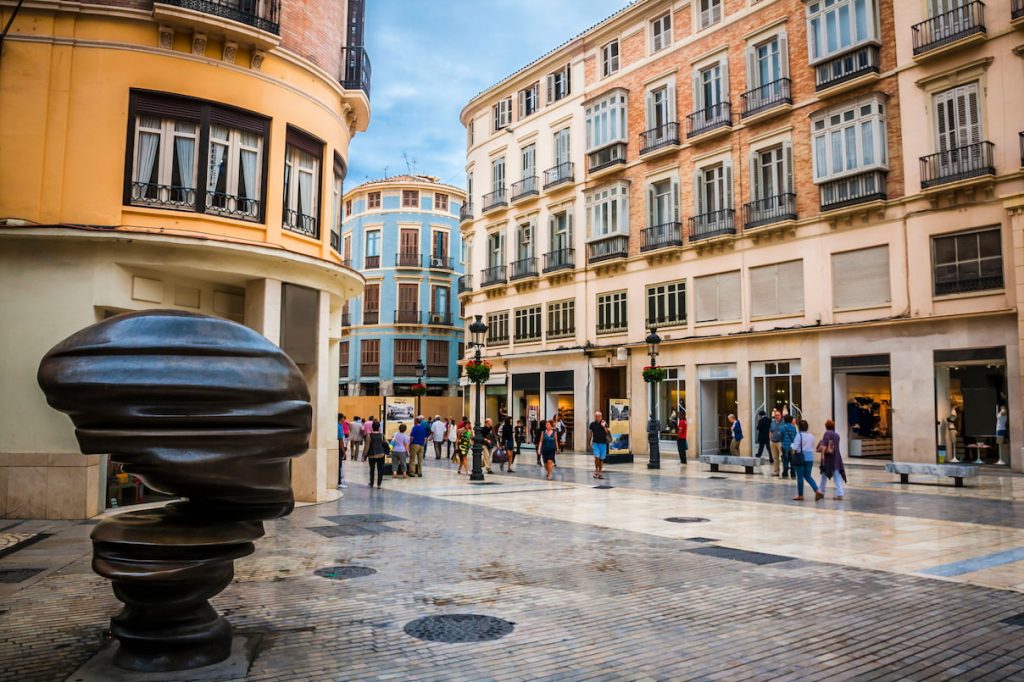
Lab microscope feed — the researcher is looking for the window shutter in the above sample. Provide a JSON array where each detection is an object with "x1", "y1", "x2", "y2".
[
  {"x1": 718, "y1": 271, "x2": 741, "y2": 321},
  {"x1": 695, "y1": 275, "x2": 717, "y2": 322},
  {"x1": 518, "y1": 90, "x2": 525, "y2": 119},
  {"x1": 749, "y1": 150, "x2": 761, "y2": 201},
  {"x1": 567, "y1": 209, "x2": 574, "y2": 242},
  {"x1": 693, "y1": 169, "x2": 703, "y2": 214},
  {"x1": 720, "y1": 56, "x2": 730, "y2": 100},
  {"x1": 745, "y1": 46, "x2": 756, "y2": 89},
  {"x1": 667, "y1": 81, "x2": 677, "y2": 124},
  {"x1": 692, "y1": 71, "x2": 702, "y2": 111},
  {"x1": 546, "y1": 75, "x2": 554, "y2": 103},
  {"x1": 749, "y1": 264, "x2": 776, "y2": 317},
  {"x1": 647, "y1": 184, "x2": 656, "y2": 225},
  {"x1": 778, "y1": 31, "x2": 790, "y2": 79},
  {"x1": 724, "y1": 158, "x2": 734, "y2": 209},
  {"x1": 777, "y1": 260, "x2": 804, "y2": 314},
  {"x1": 832, "y1": 246, "x2": 891, "y2": 309},
  {"x1": 645, "y1": 90, "x2": 655, "y2": 131},
  {"x1": 934, "y1": 90, "x2": 951, "y2": 153},
  {"x1": 670, "y1": 176, "x2": 680, "y2": 222},
  {"x1": 564, "y1": 64, "x2": 571, "y2": 96},
  {"x1": 782, "y1": 142, "x2": 794, "y2": 194},
  {"x1": 965, "y1": 82, "x2": 981, "y2": 145}
]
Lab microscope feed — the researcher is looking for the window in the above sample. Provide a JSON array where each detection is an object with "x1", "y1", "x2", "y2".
[
  {"x1": 431, "y1": 229, "x2": 449, "y2": 261},
  {"x1": 486, "y1": 311, "x2": 510, "y2": 345},
  {"x1": 340, "y1": 341, "x2": 350, "y2": 377},
  {"x1": 467, "y1": 119, "x2": 475, "y2": 147},
  {"x1": 806, "y1": 0, "x2": 879, "y2": 63},
  {"x1": 751, "y1": 143, "x2": 793, "y2": 200},
  {"x1": 549, "y1": 209, "x2": 573, "y2": 252},
  {"x1": 521, "y1": 144, "x2": 536, "y2": 179},
  {"x1": 647, "y1": 177, "x2": 679, "y2": 226},
  {"x1": 362, "y1": 282, "x2": 380, "y2": 323},
  {"x1": 491, "y1": 157, "x2": 506, "y2": 194},
  {"x1": 694, "y1": 161, "x2": 733, "y2": 215},
  {"x1": 493, "y1": 96, "x2": 512, "y2": 131},
  {"x1": 585, "y1": 91, "x2": 628, "y2": 151},
  {"x1": 427, "y1": 340, "x2": 448, "y2": 375},
  {"x1": 933, "y1": 82, "x2": 981, "y2": 155},
  {"x1": 699, "y1": 0, "x2": 722, "y2": 30},
  {"x1": 694, "y1": 59, "x2": 728, "y2": 112},
  {"x1": 597, "y1": 291, "x2": 627, "y2": 333},
  {"x1": 345, "y1": 199, "x2": 352, "y2": 217},
  {"x1": 364, "y1": 230, "x2": 381, "y2": 268},
  {"x1": 553, "y1": 128, "x2": 571, "y2": 166},
  {"x1": 586, "y1": 182, "x2": 629, "y2": 238},
  {"x1": 360, "y1": 339, "x2": 380, "y2": 374},
  {"x1": 127, "y1": 91, "x2": 269, "y2": 221},
  {"x1": 695, "y1": 271, "x2": 741, "y2": 323},
  {"x1": 546, "y1": 63, "x2": 571, "y2": 103},
  {"x1": 646, "y1": 84, "x2": 676, "y2": 132},
  {"x1": 397, "y1": 283, "x2": 419, "y2": 323},
  {"x1": 750, "y1": 260, "x2": 804, "y2": 317},
  {"x1": 462, "y1": 235, "x2": 472, "y2": 266},
  {"x1": 602, "y1": 40, "x2": 620, "y2": 77},
  {"x1": 651, "y1": 13, "x2": 672, "y2": 52},
  {"x1": 832, "y1": 245, "x2": 890, "y2": 309},
  {"x1": 431, "y1": 285, "x2": 449, "y2": 315},
  {"x1": 331, "y1": 170, "x2": 343, "y2": 250},
  {"x1": 394, "y1": 339, "x2": 421, "y2": 375},
  {"x1": 342, "y1": 234, "x2": 351, "y2": 263},
  {"x1": 402, "y1": 190, "x2": 419, "y2": 208},
  {"x1": 487, "y1": 230, "x2": 505, "y2": 268},
  {"x1": 367, "y1": 191, "x2": 381, "y2": 209},
  {"x1": 811, "y1": 96, "x2": 887, "y2": 182},
  {"x1": 647, "y1": 281, "x2": 686, "y2": 325},
  {"x1": 282, "y1": 128, "x2": 322, "y2": 238},
  {"x1": 519, "y1": 82, "x2": 539, "y2": 118},
  {"x1": 933, "y1": 228, "x2": 1003, "y2": 296},
  {"x1": 516, "y1": 219, "x2": 535, "y2": 261},
  {"x1": 514, "y1": 306, "x2": 542, "y2": 342},
  {"x1": 435, "y1": 193, "x2": 449, "y2": 211},
  {"x1": 547, "y1": 299, "x2": 576, "y2": 339},
  {"x1": 747, "y1": 34, "x2": 788, "y2": 90}
]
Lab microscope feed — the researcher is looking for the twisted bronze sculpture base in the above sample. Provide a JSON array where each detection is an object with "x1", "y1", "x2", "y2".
[{"x1": 38, "y1": 311, "x2": 311, "y2": 672}]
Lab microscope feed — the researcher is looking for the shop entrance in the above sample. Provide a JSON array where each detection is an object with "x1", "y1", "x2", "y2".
[
  {"x1": 751, "y1": 360, "x2": 801, "y2": 425},
  {"x1": 657, "y1": 366, "x2": 686, "y2": 441},
  {"x1": 698, "y1": 364, "x2": 737, "y2": 455},
  {"x1": 545, "y1": 370, "x2": 576, "y2": 451},
  {"x1": 935, "y1": 347, "x2": 1009, "y2": 465},
  {"x1": 512, "y1": 372, "x2": 540, "y2": 446},
  {"x1": 832, "y1": 355, "x2": 892, "y2": 459},
  {"x1": 595, "y1": 365, "x2": 626, "y2": 419}
]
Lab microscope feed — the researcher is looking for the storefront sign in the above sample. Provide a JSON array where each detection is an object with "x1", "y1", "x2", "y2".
[{"x1": 609, "y1": 398, "x2": 630, "y2": 455}]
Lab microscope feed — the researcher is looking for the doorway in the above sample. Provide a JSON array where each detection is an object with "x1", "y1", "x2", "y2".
[
  {"x1": 832, "y1": 355, "x2": 892, "y2": 459},
  {"x1": 751, "y1": 360, "x2": 802, "y2": 426},
  {"x1": 698, "y1": 364, "x2": 737, "y2": 455},
  {"x1": 935, "y1": 347, "x2": 1008, "y2": 465},
  {"x1": 595, "y1": 366, "x2": 626, "y2": 420}
]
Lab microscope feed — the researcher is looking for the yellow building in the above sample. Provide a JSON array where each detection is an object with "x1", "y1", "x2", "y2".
[{"x1": 0, "y1": 0, "x2": 370, "y2": 518}]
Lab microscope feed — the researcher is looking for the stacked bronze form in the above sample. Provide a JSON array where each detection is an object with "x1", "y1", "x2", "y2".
[{"x1": 38, "y1": 311, "x2": 311, "y2": 672}]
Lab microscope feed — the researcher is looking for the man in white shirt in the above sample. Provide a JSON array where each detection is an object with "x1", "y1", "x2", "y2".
[{"x1": 430, "y1": 415, "x2": 446, "y2": 459}]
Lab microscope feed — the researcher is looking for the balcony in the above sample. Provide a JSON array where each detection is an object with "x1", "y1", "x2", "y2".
[
  {"x1": 741, "y1": 78, "x2": 792, "y2": 120},
  {"x1": 425, "y1": 311, "x2": 454, "y2": 326},
  {"x1": 394, "y1": 362, "x2": 419, "y2": 377},
  {"x1": 481, "y1": 265, "x2": 507, "y2": 287},
  {"x1": 1014, "y1": 0, "x2": 1023, "y2": 22},
  {"x1": 364, "y1": 255, "x2": 380, "y2": 269},
  {"x1": 686, "y1": 102, "x2": 732, "y2": 139},
  {"x1": 395, "y1": 309, "x2": 420, "y2": 325},
  {"x1": 427, "y1": 254, "x2": 454, "y2": 270},
  {"x1": 819, "y1": 170, "x2": 887, "y2": 211},
  {"x1": 587, "y1": 142, "x2": 627, "y2": 174},
  {"x1": 460, "y1": 202, "x2": 474, "y2": 223},
  {"x1": 510, "y1": 176, "x2": 539, "y2": 202},
  {"x1": 543, "y1": 162, "x2": 574, "y2": 190},
  {"x1": 487, "y1": 331, "x2": 510, "y2": 346},
  {"x1": 587, "y1": 235, "x2": 628, "y2": 264},
  {"x1": 744, "y1": 193, "x2": 797, "y2": 230},
  {"x1": 510, "y1": 257, "x2": 539, "y2": 280},
  {"x1": 130, "y1": 182, "x2": 197, "y2": 211},
  {"x1": 206, "y1": 191, "x2": 260, "y2": 221},
  {"x1": 154, "y1": 0, "x2": 280, "y2": 35},
  {"x1": 543, "y1": 247, "x2": 575, "y2": 273},
  {"x1": 457, "y1": 274, "x2": 473, "y2": 294},
  {"x1": 363, "y1": 309, "x2": 380, "y2": 325},
  {"x1": 815, "y1": 45, "x2": 880, "y2": 94},
  {"x1": 395, "y1": 251, "x2": 421, "y2": 268},
  {"x1": 912, "y1": 2, "x2": 986, "y2": 58},
  {"x1": 283, "y1": 209, "x2": 319, "y2": 239},
  {"x1": 920, "y1": 141, "x2": 995, "y2": 190},
  {"x1": 640, "y1": 222, "x2": 683, "y2": 252},
  {"x1": 689, "y1": 209, "x2": 736, "y2": 242},
  {"x1": 935, "y1": 273, "x2": 1003, "y2": 296},
  {"x1": 482, "y1": 188, "x2": 507, "y2": 213},
  {"x1": 596, "y1": 319, "x2": 627, "y2": 335},
  {"x1": 646, "y1": 314, "x2": 687, "y2": 328},
  {"x1": 639, "y1": 122, "x2": 680, "y2": 155},
  {"x1": 341, "y1": 46, "x2": 372, "y2": 98}
]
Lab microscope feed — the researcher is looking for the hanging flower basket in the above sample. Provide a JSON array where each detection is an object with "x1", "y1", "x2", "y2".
[
  {"x1": 642, "y1": 365, "x2": 667, "y2": 383},
  {"x1": 464, "y1": 359, "x2": 492, "y2": 384},
  {"x1": 411, "y1": 383, "x2": 427, "y2": 397}
]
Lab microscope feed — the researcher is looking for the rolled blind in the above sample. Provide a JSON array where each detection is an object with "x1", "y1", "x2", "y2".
[
  {"x1": 832, "y1": 246, "x2": 890, "y2": 309},
  {"x1": 696, "y1": 271, "x2": 740, "y2": 322},
  {"x1": 751, "y1": 260, "x2": 804, "y2": 316}
]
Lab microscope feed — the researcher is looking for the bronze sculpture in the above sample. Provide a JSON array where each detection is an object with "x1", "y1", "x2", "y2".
[{"x1": 38, "y1": 310, "x2": 311, "y2": 672}]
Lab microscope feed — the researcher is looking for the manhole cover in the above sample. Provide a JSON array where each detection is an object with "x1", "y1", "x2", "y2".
[
  {"x1": 665, "y1": 517, "x2": 710, "y2": 524},
  {"x1": 314, "y1": 566, "x2": 377, "y2": 580},
  {"x1": 0, "y1": 568, "x2": 44, "y2": 583},
  {"x1": 403, "y1": 614, "x2": 515, "y2": 643},
  {"x1": 593, "y1": 485, "x2": 614, "y2": 489},
  {"x1": 686, "y1": 537, "x2": 718, "y2": 543}
]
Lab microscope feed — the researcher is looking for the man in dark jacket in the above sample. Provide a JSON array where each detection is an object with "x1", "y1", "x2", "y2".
[{"x1": 755, "y1": 410, "x2": 771, "y2": 459}]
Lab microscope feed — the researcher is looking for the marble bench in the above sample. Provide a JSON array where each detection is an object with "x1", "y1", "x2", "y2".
[
  {"x1": 698, "y1": 454, "x2": 769, "y2": 475},
  {"x1": 885, "y1": 462, "x2": 978, "y2": 488}
]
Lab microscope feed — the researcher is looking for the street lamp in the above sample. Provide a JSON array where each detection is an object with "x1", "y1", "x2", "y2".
[
  {"x1": 645, "y1": 326, "x2": 662, "y2": 470},
  {"x1": 468, "y1": 314, "x2": 488, "y2": 482},
  {"x1": 414, "y1": 359, "x2": 426, "y2": 417}
]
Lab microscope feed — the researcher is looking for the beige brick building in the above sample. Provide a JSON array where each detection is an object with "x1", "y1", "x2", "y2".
[{"x1": 459, "y1": 0, "x2": 1024, "y2": 471}]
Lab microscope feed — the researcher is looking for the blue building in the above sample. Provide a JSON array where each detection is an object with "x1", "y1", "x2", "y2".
[{"x1": 340, "y1": 175, "x2": 466, "y2": 396}]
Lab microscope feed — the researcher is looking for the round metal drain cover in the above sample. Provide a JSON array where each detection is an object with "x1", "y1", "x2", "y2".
[
  {"x1": 593, "y1": 485, "x2": 614, "y2": 489},
  {"x1": 314, "y1": 565, "x2": 377, "y2": 580},
  {"x1": 403, "y1": 614, "x2": 514, "y2": 643},
  {"x1": 665, "y1": 517, "x2": 710, "y2": 524}
]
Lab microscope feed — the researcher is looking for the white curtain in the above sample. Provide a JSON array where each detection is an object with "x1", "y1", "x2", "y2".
[
  {"x1": 207, "y1": 143, "x2": 227, "y2": 192},
  {"x1": 175, "y1": 136, "x2": 195, "y2": 192},
  {"x1": 136, "y1": 131, "x2": 159, "y2": 187},
  {"x1": 298, "y1": 168, "x2": 312, "y2": 219},
  {"x1": 240, "y1": 148, "x2": 258, "y2": 211}
]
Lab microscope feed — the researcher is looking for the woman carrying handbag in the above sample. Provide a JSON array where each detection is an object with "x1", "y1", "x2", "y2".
[{"x1": 817, "y1": 419, "x2": 846, "y2": 500}]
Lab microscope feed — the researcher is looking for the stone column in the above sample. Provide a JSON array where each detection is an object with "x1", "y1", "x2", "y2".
[{"x1": 1007, "y1": 196, "x2": 1024, "y2": 472}]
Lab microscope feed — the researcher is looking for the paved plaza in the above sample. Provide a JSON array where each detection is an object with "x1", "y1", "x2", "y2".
[{"x1": 2, "y1": 455, "x2": 1024, "y2": 681}]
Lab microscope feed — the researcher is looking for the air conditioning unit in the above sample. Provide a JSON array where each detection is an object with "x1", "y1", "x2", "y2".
[
  {"x1": 430, "y1": 256, "x2": 446, "y2": 268},
  {"x1": 430, "y1": 314, "x2": 443, "y2": 324}
]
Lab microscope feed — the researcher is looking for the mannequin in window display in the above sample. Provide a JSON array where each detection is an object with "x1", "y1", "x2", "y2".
[
  {"x1": 995, "y1": 405, "x2": 1009, "y2": 466},
  {"x1": 946, "y1": 407, "x2": 960, "y2": 463}
]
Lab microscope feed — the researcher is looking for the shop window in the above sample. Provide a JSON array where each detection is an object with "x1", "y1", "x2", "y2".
[
  {"x1": 695, "y1": 271, "x2": 740, "y2": 323},
  {"x1": 750, "y1": 260, "x2": 804, "y2": 317},
  {"x1": 832, "y1": 245, "x2": 890, "y2": 309},
  {"x1": 657, "y1": 367, "x2": 687, "y2": 440},
  {"x1": 932, "y1": 228, "x2": 1002, "y2": 296},
  {"x1": 935, "y1": 347, "x2": 1009, "y2": 465}
]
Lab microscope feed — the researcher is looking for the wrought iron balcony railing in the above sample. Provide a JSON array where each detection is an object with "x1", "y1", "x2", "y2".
[
  {"x1": 510, "y1": 176, "x2": 538, "y2": 201},
  {"x1": 425, "y1": 311, "x2": 454, "y2": 326},
  {"x1": 427, "y1": 254, "x2": 454, "y2": 270},
  {"x1": 741, "y1": 78, "x2": 792, "y2": 118},
  {"x1": 156, "y1": 0, "x2": 280, "y2": 34},
  {"x1": 744, "y1": 193, "x2": 797, "y2": 230},
  {"x1": 543, "y1": 162, "x2": 574, "y2": 189},
  {"x1": 510, "y1": 256, "x2": 539, "y2": 280},
  {"x1": 130, "y1": 182, "x2": 196, "y2": 210},
  {"x1": 587, "y1": 235, "x2": 628, "y2": 263},
  {"x1": 596, "y1": 318, "x2": 628, "y2": 335},
  {"x1": 482, "y1": 188, "x2": 507, "y2": 212},
  {"x1": 935, "y1": 273, "x2": 1003, "y2": 296},
  {"x1": 481, "y1": 264, "x2": 507, "y2": 287},
  {"x1": 646, "y1": 313, "x2": 687, "y2": 327},
  {"x1": 819, "y1": 170, "x2": 887, "y2": 211},
  {"x1": 920, "y1": 141, "x2": 995, "y2": 189},
  {"x1": 587, "y1": 142, "x2": 627, "y2": 173},
  {"x1": 460, "y1": 202, "x2": 474, "y2": 222},
  {"x1": 689, "y1": 209, "x2": 736, "y2": 241},
  {"x1": 687, "y1": 101, "x2": 732, "y2": 138},
  {"x1": 640, "y1": 222, "x2": 682, "y2": 251},
  {"x1": 207, "y1": 191, "x2": 260, "y2": 221},
  {"x1": 912, "y1": 1, "x2": 985, "y2": 55},
  {"x1": 363, "y1": 309, "x2": 380, "y2": 325},
  {"x1": 543, "y1": 247, "x2": 575, "y2": 273},
  {"x1": 395, "y1": 251, "x2": 421, "y2": 268},
  {"x1": 283, "y1": 208, "x2": 319, "y2": 239},
  {"x1": 341, "y1": 46, "x2": 371, "y2": 98},
  {"x1": 639, "y1": 122, "x2": 680, "y2": 154},
  {"x1": 815, "y1": 45, "x2": 880, "y2": 91},
  {"x1": 395, "y1": 309, "x2": 420, "y2": 324},
  {"x1": 364, "y1": 254, "x2": 380, "y2": 268},
  {"x1": 457, "y1": 274, "x2": 473, "y2": 294}
]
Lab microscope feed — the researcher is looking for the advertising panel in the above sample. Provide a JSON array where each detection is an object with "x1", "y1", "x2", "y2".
[{"x1": 608, "y1": 398, "x2": 630, "y2": 456}]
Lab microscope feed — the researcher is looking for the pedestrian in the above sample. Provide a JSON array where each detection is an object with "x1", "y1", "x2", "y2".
[
  {"x1": 780, "y1": 415, "x2": 798, "y2": 479},
  {"x1": 556, "y1": 415, "x2": 566, "y2": 449},
  {"x1": 362, "y1": 414, "x2": 374, "y2": 441},
  {"x1": 391, "y1": 423, "x2": 410, "y2": 479},
  {"x1": 446, "y1": 416, "x2": 457, "y2": 459},
  {"x1": 481, "y1": 417, "x2": 495, "y2": 474},
  {"x1": 676, "y1": 411, "x2": 688, "y2": 464},
  {"x1": 430, "y1": 414, "x2": 446, "y2": 460},
  {"x1": 540, "y1": 419, "x2": 558, "y2": 480},
  {"x1": 755, "y1": 410, "x2": 770, "y2": 458},
  {"x1": 514, "y1": 418, "x2": 525, "y2": 457},
  {"x1": 456, "y1": 417, "x2": 471, "y2": 475},
  {"x1": 531, "y1": 417, "x2": 541, "y2": 464},
  {"x1": 817, "y1": 419, "x2": 846, "y2": 500},
  {"x1": 365, "y1": 420, "x2": 387, "y2": 488},
  {"x1": 588, "y1": 410, "x2": 609, "y2": 480},
  {"x1": 500, "y1": 416, "x2": 515, "y2": 472},
  {"x1": 769, "y1": 410, "x2": 783, "y2": 474},
  {"x1": 792, "y1": 419, "x2": 822, "y2": 501},
  {"x1": 336, "y1": 414, "x2": 347, "y2": 489},
  {"x1": 727, "y1": 414, "x2": 743, "y2": 456},
  {"x1": 349, "y1": 416, "x2": 364, "y2": 462},
  {"x1": 408, "y1": 415, "x2": 428, "y2": 477}
]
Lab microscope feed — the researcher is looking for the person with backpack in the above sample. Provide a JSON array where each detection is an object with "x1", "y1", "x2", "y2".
[
  {"x1": 391, "y1": 423, "x2": 411, "y2": 480},
  {"x1": 540, "y1": 420, "x2": 559, "y2": 480},
  {"x1": 817, "y1": 419, "x2": 846, "y2": 500},
  {"x1": 364, "y1": 420, "x2": 387, "y2": 489},
  {"x1": 792, "y1": 419, "x2": 822, "y2": 502}
]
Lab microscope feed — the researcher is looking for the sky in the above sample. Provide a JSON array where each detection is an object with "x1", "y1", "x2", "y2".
[{"x1": 347, "y1": 0, "x2": 630, "y2": 191}]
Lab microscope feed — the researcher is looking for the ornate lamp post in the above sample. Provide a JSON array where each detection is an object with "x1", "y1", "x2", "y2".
[
  {"x1": 466, "y1": 315, "x2": 489, "y2": 482},
  {"x1": 644, "y1": 326, "x2": 663, "y2": 470},
  {"x1": 414, "y1": 359, "x2": 426, "y2": 416}
]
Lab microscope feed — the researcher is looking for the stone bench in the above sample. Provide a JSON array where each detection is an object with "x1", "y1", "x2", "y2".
[
  {"x1": 698, "y1": 454, "x2": 769, "y2": 475},
  {"x1": 885, "y1": 462, "x2": 979, "y2": 488}
]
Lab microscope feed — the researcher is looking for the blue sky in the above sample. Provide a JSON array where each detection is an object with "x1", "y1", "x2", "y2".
[{"x1": 347, "y1": 0, "x2": 629, "y2": 190}]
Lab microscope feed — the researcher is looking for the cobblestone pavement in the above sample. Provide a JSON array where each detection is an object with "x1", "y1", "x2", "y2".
[{"x1": 1, "y1": 459, "x2": 1024, "y2": 681}]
